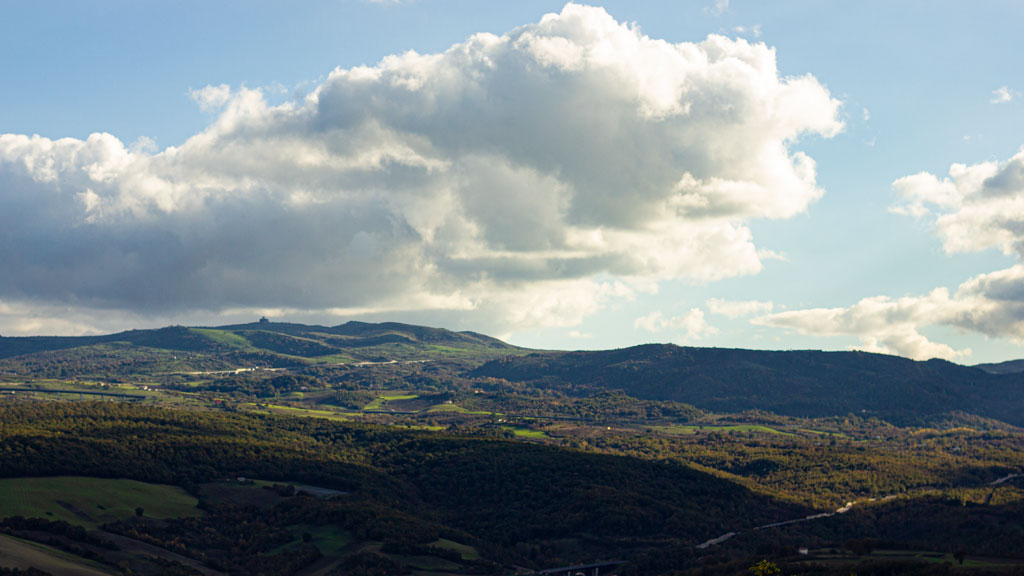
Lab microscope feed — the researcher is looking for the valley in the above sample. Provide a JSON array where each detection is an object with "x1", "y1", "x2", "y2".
[{"x1": 1, "y1": 321, "x2": 1023, "y2": 575}]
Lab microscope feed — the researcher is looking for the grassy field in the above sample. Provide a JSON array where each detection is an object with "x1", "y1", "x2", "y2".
[
  {"x1": 499, "y1": 426, "x2": 548, "y2": 438},
  {"x1": 191, "y1": 328, "x2": 252, "y2": 349},
  {"x1": 430, "y1": 538, "x2": 480, "y2": 561},
  {"x1": 0, "y1": 533, "x2": 115, "y2": 575},
  {"x1": 363, "y1": 394, "x2": 420, "y2": 410},
  {"x1": 0, "y1": 477, "x2": 202, "y2": 528},
  {"x1": 797, "y1": 427, "x2": 851, "y2": 438},
  {"x1": 250, "y1": 403, "x2": 355, "y2": 421},
  {"x1": 425, "y1": 404, "x2": 493, "y2": 415},
  {"x1": 198, "y1": 479, "x2": 290, "y2": 510},
  {"x1": 653, "y1": 424, "x2": 792, "y2": 436},
  {"x1": 289, "y1": 524, "x2": 353, "y2": 555}
]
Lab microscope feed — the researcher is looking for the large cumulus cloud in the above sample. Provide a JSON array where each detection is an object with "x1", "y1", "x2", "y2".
[
  {"x1": 0, "y1": 3, "x2": 842, "y2": 335},
  {"x1": 757, "y1": 148, "x2": 1024, "y2": 361}
]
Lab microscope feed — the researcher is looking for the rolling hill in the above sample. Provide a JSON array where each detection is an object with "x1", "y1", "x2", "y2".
[
  {"x1": 4, "y1": 322, "x2": 1024, "y2": 426},
  {"x1": 0, "y1": 401, "x2": 810, "y2": 572},
  {"x1": 472, "y1": 344, "x2": 1024, "y2": 426},
  {"x1": 0, "y1": 320, "x2": 524, "y2": 378}
]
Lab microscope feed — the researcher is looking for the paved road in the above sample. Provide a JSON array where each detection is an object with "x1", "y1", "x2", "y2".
[
  {"x1": 696, "y1": 494, "x2": 889, "y2": 550},
  {"x1": 696, "y1": 472, "x2": 1021, "y2": 552},
  {"x1": 989, "y1": 473, "x2": 1023, "y2": 486}
]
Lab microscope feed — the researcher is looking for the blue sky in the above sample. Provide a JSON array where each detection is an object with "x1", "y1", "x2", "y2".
[{"x1": 2, "y1": 1, "x2": 1023, "y2": 363}]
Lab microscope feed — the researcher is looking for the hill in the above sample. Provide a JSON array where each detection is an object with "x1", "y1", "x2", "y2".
[
  {"x1": 2, "y1": 327, "x2": 1024, "y2": 574},
  {"x1": 0, "y1": 321, "x2": 523, "y2": 378},
  {"x1": 472, "y1": 344, "x2": 1024, "y2": 426},
  {"x1": 975, "y1": 358, "x2": 1024, "y2": 374},
  {"x1": 0, "y1": 402, "x2": 808, "y2": 573},
  {"x1": 5, "y1": 321, "x2": 1024, "y2": 426}
]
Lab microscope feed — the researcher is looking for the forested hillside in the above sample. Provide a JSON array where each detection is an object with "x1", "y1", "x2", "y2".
[
  {"x1": 0, "y1": 402, "x2": 805, "y2": 574},
  {"x1": 0, "y1": 321, "x2": 523, "y2": 379},
  {"x1": 473, "y1": 345, "x2": 1024, "y2": 425},
  {"x1": 2, "y1": 322, "x2": 1024, "y2": 574}
]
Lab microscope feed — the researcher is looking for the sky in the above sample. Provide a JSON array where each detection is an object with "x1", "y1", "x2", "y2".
[{"x1": 2, "y1": 1, "x2": 1024, "y2": 364}]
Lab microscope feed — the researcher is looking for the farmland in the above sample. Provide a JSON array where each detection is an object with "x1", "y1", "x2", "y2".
[
  {"x1": 1, "y1": 321, "x2": 1023, "y2": 575},
  {"x1": 0, "y1": 477, "x2": 202, "y2": 529}
]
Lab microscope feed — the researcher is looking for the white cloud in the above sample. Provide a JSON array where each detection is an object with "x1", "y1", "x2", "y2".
[
  {"x1": 635, "y1": 309, "x2": 718, "y2": 341},
  {"x1": 0, "y1": 3, "x2": 842, "y2": 336},
  {"x1": 754, "y1": 288, "x2": 970, "y2": 361},
  {"x1": 0, "y1": 299, "x2": 154, "y2": 337},
  {"x1": 189, "y1": 84, "x2": 232, "y2": 113},
  {"x1": 762, "y1": 148, "x2": 1024, "y2": 361},
  {"x1": 706, "y1": 298, "x2": 774, "y2": 318},
  {"x1": 891, "y1": 148, "x2": 1024, "y2": 255},
  {"x1": 706, "y1": 0, "x2": 729, "y2": 16},
  {"x1": 992, "y1": 86, "x2": 1015, "y2": 104},
  {"x1": 753, "y1": 263, "x2": 1024, "y2": 361},
  {"x1": 731, "y1": 24, "x2": 762, "y2": 38}
]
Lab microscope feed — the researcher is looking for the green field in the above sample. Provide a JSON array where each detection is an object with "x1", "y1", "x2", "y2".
[
  {"x1": 797, "y1": 427, "x2": 850, "y2": 437},
  {"x1": 0, "y1": 534, "x2": 114, "y2": 575},
  {"x1": 653, "y1": 424, "x2": 792, "y2": 436},
  {"x1": 0, "y1": 476, "x2": 202, "y2": 528},
  {"x1": 499, "y1": 426, "x2": 548, "y2": 438},
  {"x1": 191, "y1": 328, "x2": 253, "y2": 348},
  {"x1": 289, "y1": 524, "x2": 353, "y2": 555},
  {"x1": 252, "y1": 403, "x2": 355, "y2": 421},
  {"x1": 430, "y1": 538, "x2": 480, "y2": 561},
  {"x1": 363, "y1": 394, "x2": 420, "y2": 410}
]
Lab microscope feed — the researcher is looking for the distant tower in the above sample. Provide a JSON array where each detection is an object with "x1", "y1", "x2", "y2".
[{"x1": 259, "y1": 316, "x2": 270, "y2": 324}]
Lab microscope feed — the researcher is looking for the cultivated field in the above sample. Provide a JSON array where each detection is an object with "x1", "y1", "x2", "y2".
[{"x1": 0, "y1": 476, "x2": 202, "y2": 528}]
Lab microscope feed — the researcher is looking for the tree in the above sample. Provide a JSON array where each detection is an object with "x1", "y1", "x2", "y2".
[{"x1": 749, "y1": 559, "x2": 780, "y2": 576}]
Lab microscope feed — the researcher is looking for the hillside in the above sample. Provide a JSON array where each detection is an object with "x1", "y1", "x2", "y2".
[
  {"x1": 0, "y1": 321, "x2": 523, "y2": 378},
  {"x1": 0, "y1": 402, "x2": 808, "y2": 573},
  {"x1": 2, "y1": 326, "x2": 1024, "y2": 574},
  {"x1": 472, "y1": 344, "x2": 1024, "y2": 426},
  {"x1": 976, "y1": 358, "x2": 1024, "y2": 374},
  {"x1": 5, "y1": 322, "x2": 1024, "y2": 426}
]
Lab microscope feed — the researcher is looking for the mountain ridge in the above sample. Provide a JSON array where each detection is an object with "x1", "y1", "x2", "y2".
[
  {"x1": 471, "y1": 343, "x2": 1024, "y2": 426},
  {"x1": 0, "y1": 320, "x2": 519, "y2": 361},
  {"x1": 3, "y1": 321, "x2": 1024, "y2": 426}
]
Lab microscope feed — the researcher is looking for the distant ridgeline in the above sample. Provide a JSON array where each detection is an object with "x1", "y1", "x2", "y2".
[
  {"x1": 2, "y1": 321, "x2": 1024, "y2": 426},
  {"x1": 0, "y1": 320, "x2": 519, "y2": 365},
  {"x1": 471, "y1": 344, "x2": 1024, "y2": 427}
]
